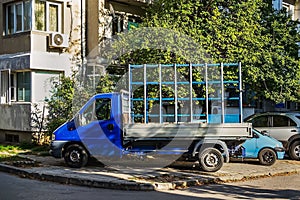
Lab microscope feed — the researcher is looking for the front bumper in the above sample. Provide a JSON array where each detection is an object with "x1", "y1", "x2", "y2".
[
  {"x1": 49, "y1": 140, "x2": 69, "y2": 158},
  {"x1": 275, "y1": 147, "x2": 286, "y2": 160}
]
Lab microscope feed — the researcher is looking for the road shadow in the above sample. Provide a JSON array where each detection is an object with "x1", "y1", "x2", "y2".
[{"x1": 179, "y1": 182, "x2": 300, "y2": 200}]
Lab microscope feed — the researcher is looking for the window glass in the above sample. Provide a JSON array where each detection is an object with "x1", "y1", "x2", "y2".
[
  {"x1": 5, "y1": 1, "x2": 32, "y2": 34},
  {"x1": 252, "y1": 116, "x2": 268, "y2": 127},
  {"x1": 17, "y1": 72, "x2": 31, "y2": 102},
  {"x1": 81, "y1": 102, "x2": 96, "y2": 126},
  {"x1": 24, "y1": 1, "x2": 31, "y2": 30},
  {"x1": 49, "y1": 4, "x2": 59, "y2": 32},
  {"x1": 10, "y1": 74, "x2": 16, "y2": 101},
  {"x1": 272, "y1": 115, "x2": 289, "y2": 127},
  {"x1": 290, "y1": 119, "x2": 297, "y2": 126},
  {"x1": 7, "y1": 5, "x2": 14, "y2": 34},
  {"x1": 35, "y1": 0, "x2": 46, "y2": 31},
  {"x1": 0, "y1": 71, "x2": 9, "y2": 104},
  {"x1": 95, "y1": 99, "x2": 111, "y2": 121},
  {"x1": 16, "y1": 3, "x2": 23, "y2": 32}
]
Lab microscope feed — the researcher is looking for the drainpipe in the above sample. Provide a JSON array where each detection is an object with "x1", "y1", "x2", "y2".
[{"x1": 81, "y1": 0, "x2": 87, "y2": 86}]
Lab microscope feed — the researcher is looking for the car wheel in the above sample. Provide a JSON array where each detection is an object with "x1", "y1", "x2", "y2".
[
  {"x1": 198, "y1": 148, "x2": 224, "y2": 172},
  {"x1": 258, "y1": 148, "x2": 277, "y2": 166},
  {"x1": 289, "y1": 141, "x2": 300, "y2": 160},
  {"x1": 64, "y1": 144, "x2": 89, "y2": 168}
]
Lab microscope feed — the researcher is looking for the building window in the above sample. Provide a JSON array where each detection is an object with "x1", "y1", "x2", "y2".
[
  {"x1": 11, "y1": 74, "x2": 17, "y2": 102},
  {"x1": 34, "y1": 0, "x2": 62, "y2": 32},
  {"x1": 5, "y1": 134, "x2": 20, "y2": 143},
  {"x1": 5, "y1": 0, "x2": 63, "y2": 35},
  {"x1": 0, "y1": 70, "x2": 10, "y2": 104},
  {"x1": 0, "y1": 71, "x2": 31, "y2": 103},
  {"x1": 112, "y1": 16, "x2": 124, "y2": 36},
  {"x1": 5, "y1": 0, "x2": 31, "y2": 35},
  {"x1": 128, "y1": 17, "x2": 140, "y2": 31},
  {"x1": 17, "y1": 72, "x2": 31, "y2": 102},
  {"x1": 282, "y1": 2, "x2": 295, "y2": 20}
]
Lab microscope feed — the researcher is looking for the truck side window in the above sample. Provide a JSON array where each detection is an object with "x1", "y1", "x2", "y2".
[
  {"x1": 81, "y1": 102, "x2": 97, "y2": 126},
  {"x1": 95, "y1": 98, "x2": 111, "y2": 121}
]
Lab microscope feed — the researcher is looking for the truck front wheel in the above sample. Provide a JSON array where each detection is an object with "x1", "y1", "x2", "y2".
[
  {"x1": 198, "y1": 148, "x2": 224, "y2": 172},
  {"x1": 64, "y1": 144, "x2": 89, "y2": 168}
]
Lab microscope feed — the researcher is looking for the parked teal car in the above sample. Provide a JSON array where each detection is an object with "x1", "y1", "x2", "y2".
[{"x1": 239, "y1": 129, "x2": 285, "y2": 166}]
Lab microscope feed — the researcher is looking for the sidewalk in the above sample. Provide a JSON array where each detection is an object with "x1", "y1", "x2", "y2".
[{"x1": 0, "y1": 155, "x2": 300, "y2": 191}]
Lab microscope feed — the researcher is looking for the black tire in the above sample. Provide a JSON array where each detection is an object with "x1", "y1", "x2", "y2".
[
  {"x1": 289, "y1": 141, "x2": 300, "y2": 160},
  {"x1": 258, "y1": 148, "x2": 277, "y2": 166},
  {"x1": 199, "y1": 148, "x2": 224, "y2": 172},
  {"x1": 64, "y1": 144, "x2": 89, "y2": 168}
]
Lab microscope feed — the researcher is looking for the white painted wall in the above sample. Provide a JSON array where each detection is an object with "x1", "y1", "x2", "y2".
[{"x1": 31, "y1": 71, "x2": 61, "y2": 103}]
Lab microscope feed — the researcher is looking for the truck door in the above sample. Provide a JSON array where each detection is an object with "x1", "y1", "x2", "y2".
[{"x1": 77, "y1": 96, "x2": 122, "y2": 157}]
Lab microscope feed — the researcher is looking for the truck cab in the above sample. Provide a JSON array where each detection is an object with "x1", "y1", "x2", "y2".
[{"x1": 50, "y1": 93, "x2": 125, "y2": 168}]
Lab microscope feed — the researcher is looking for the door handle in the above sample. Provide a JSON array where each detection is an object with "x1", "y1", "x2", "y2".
[
  {"x1": 291, "y1": 130, "x2": 297, "y2": 133},
  {"x1": 107, "y1": 124, "x2": 114, "y2": 131}
]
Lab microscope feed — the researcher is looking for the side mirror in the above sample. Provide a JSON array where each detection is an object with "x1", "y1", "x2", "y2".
[{"x1": 261, "y1": 130, "x2": 270, "y2": 136}]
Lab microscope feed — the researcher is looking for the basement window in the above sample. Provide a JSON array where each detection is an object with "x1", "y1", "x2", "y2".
[{"x1": 5, "y1": 134, "x2": 20, "y2": 143}]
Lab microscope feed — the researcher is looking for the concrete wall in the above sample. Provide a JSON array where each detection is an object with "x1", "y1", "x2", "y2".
[{"x1": 0, "y1": 103, "x2": 31, "y2": 131}]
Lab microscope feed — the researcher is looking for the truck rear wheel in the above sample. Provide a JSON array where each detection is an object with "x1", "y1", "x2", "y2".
[
  {"x1": 198, "y1": 148, "x2": 223, "y2": 172},
  {"x1": 64, "y1": 144, "x2": 89, "y2": 168}
]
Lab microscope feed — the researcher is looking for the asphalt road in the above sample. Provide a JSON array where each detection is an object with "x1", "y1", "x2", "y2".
[{"x1": 1, "y1": 171, "x2": 300, "y2": 200}]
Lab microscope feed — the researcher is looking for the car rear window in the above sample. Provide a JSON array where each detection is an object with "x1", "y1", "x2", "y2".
[
  {"x1": 272, "y1": 115, "x2": 297, "y2": 127},
  {"x1": 273, "y1": 115, "x2": 289, "y2": 127}
]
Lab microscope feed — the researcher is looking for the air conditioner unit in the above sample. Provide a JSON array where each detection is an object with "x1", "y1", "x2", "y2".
[{"x1": 49, "y1": 33, "x2": 69, "y2": 48}]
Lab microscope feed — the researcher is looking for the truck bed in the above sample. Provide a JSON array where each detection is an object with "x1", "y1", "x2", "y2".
[{"x1": 124, "y1": 123, "x2": 252, "y2": 141}]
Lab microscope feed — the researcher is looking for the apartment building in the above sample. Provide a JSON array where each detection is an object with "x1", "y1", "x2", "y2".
[
  {"x1": 0, "y1": 0, "x2": 151, "y2": 143},
  {"x1": 0, "y1": 0, "x2": 81, "y2": 143}
]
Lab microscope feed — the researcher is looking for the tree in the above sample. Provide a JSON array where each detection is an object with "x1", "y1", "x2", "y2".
[
  {"x1": 139, "y1": 0, "x2": 300, "y2": 103},
  {"x1": 45, "y1": 76, "x2": 75, "y2": 136}
]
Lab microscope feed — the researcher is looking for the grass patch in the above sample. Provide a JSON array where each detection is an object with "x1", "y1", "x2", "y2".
[
  {"x1": 0, "y1": 145, "x2": 23, "y2": 155},
  {"x1": 0, "y1": 154, "x2": 27, "y2": 162},
  {"x1": 0, "y1": 143, "x2": 50, "y2": 157}
]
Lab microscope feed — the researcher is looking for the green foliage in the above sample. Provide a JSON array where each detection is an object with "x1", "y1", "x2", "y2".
[
  {"x1": 96, "y1": 75, "x2": 115, "y2": 93},
  {"x1": 45, "y1": 76, "x2": 75, "y2": 135},
  {"x1": 139, "y1": 0, "x2": 300, "y2": 103},
  {"x1": 0, "y1": 145, "x2": 21, "y2": 152}
]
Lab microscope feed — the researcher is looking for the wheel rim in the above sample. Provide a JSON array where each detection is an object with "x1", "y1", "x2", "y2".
[
  {"x1": 263, "y1": 151, "x2": 274, "y2": 163},
  {"x1": 204, "y1": 153, "x2": 219, "y2": 167},
  {"x1": 70, "y1": 150, "x2": 80, "y2": 162},
  {"x1": 293, "y1": 145, "x2": 300, "y2": 158}
]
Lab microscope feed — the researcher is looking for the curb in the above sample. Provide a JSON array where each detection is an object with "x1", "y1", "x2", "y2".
[
  {"x1": 1, "y1": 161, "x2": 300, "y2": 191},
  {"x1": 0, "y1": 162, "x2": 221, "y2": 191},
  {"x1": 0, "y1": 163, "x2": 155, "y2": 191}
]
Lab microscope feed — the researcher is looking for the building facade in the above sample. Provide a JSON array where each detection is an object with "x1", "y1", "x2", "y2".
[
  {"x1": 0, "y1": 0, "x2": 82, "y2": 143},
  {"x1": 0, "y1": 0, "x2": 151, "y2": 143}
]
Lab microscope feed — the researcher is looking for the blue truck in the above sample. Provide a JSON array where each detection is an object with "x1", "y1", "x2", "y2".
[{"x1": 50, "y1": 63, "x2": 254, "y2": 172}]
